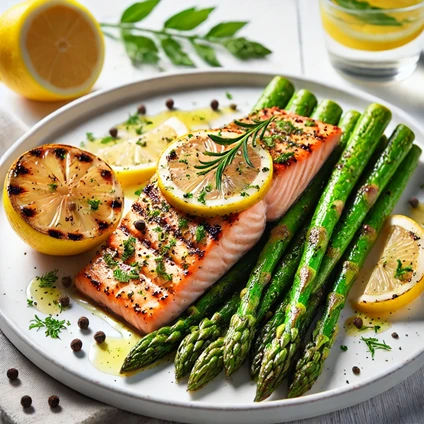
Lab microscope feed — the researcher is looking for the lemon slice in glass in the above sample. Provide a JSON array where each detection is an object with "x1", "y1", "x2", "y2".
[
  {"x1": 3, "y1": 144, "x2": 123, "y2": 256},
  {"x1": 354, "y1": 215, "x2": 424, "y2": 313},
  {"x1": 157, "y1": 130, "x2": 273, "y2": 217},
  {"x1": 85, "y1": 117, "x2": 188, "y2": 188}
]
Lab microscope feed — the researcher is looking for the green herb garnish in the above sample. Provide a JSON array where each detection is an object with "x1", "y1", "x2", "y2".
[
  {"x1": 29, "y1": 315, "x2": 69, "y2": 339},
  {"x1": 195, "y1": 117, "x2": 275, "y2": 190},
  {"x1": 394, "y1": 259, "x2": 413, "y2": 280},
  {"x1": 134, "y1": 187, "x2": 143, "y2": 196},
  {"x1": 101, "y1": 136, "x2": 116, "y2": 144},
  {"x1": 305, "y1": 119, "x2": 315, "y2": 127},
  {"x1": 113, "y1": 266, "x2": 139, "y2": 283},
  {"x1": 27, "y1": 299, "x2": 35, "y2": 307},
  {"x1": 103, "y1": 253, "x2": 118, "y2": 268},
  {"x1": 36, "y1": 270, "x2": 58, "y2": 288},
  {"x1": 178, "y1": 218, "x2": 188, "y2": 229},
  {"x1": 226, "y1": 91, "x2": 233, "y2": 100},
  {"x1": 86, "y1": 132, "x2": 95, "y2": 141},
  {"x1": 197, "y1": 184, "x2": 212, "y2": 204},
  {"x1": 196, "y1": 225, "x2": 206, "y2": 242},
  {"x1": 155, "y1": 257, "x2": 172, "y2": 281},
  {"x1": 340, "y1": 345, "x2": 348, "y2": 351},
  {"x1": 361, "y1": 336, "x2": 391, "y2": 358},
  {"x1": 48, "y1": 183, "x2": 58, "y2": 192},
  {"x1": 122, "y1": 236, "x2": 136, "y2": 261},
  {"x1": 274, "y1": 151, "x2": 295, "y2": 164}
]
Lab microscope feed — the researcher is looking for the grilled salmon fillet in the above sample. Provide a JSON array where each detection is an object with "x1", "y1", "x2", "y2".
[{"x1": 75, "y1": 108, "x2": 341, "y2": 333}]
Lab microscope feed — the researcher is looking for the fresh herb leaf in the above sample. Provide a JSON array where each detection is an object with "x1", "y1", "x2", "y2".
[
  {"x1": 122, "y1": 236, "x2": 136, "y2": 261},
  {"x1": 135, "y1": 187, "x2": 143, "y2": 196},
  {"x1": 178, "y1": 218, "x2": 188, "y2": 229},
  {"x1": 161, "y1": 37, "x2": 195, "y2": 67},
  {"x1": 48, "y1": 183, "x2": 58, "y2": 192},
  {"x1": 196, "y1": 225, "x2": 206, "y2": 242},
  {"x1": 86, "y1": 132, "x2": 95, "y2": 141},
  {"x1": 340, "y1": 345, "x2": 348, "y2": 351},
  {"x1": 277, "y1": 120, "x2": 303, "y2": 135},
  {"x1": 36, "y1": 270, "x2": 58, "y2": 288},
  {"x1": 88, "y1": 199, "x2": 101, "y2": 211},
  {"x1": 122, "y1": 32, "x2": 159, "y2": 65},
  {"x1": 155, "y1": 257, "x2": 172, "y2": 281},
  {"x1": 374, "y1": 325, "x2": 381, "y2": 333},
  {"x1": 274, "y1": 151, "x2": 295, "y2": 165},
  {"x1": 226, "y1": 91, "x2": 233, "y2": 100},
  {"x1": 164, "y1": 7, "x2": 215, "y2": 31},
  {"x1": 101, "y1": 136, "x2": 116, "y2": 144},
  {"x1": 192, "y1": 41, "x2": 221, "y2": 67},
  {"x1": 197, "y1": 184, "x2": 212, "y2": 204},
  {"x1": 361, "y1": 336, "x2": 391, "y2": 358},
  {"x1": 104, "y1": 253, "x2": 118, "y2": 268},
  {"x1": 206, "y1": 22, "x2": 248, "y2": 38},
  {"x1": 183, "y1": 192, "x2": 193, "y2": 199},
  {"x1": 29, "y1": 315, "x2": 69, "y2": 339},
  {"x1": 127, "y1": 112, "x2": 142, "y2": 125},
  {"x1": 223, "y1": 37, "x2": 272, "y2": 60},
  {"x1": 27, "y1": 299, "x2": 35, "y2": 307},
  {"x1": 113, "y1": 266, "x2": 139, "y2": 283},
  {"x1": 305, "y1": 119, "x2": 315, "y2": 127},
  {"x1": 195, "y1": 117, "x2": 275, "y2": 190},
  {"x1": 394, "y1": 259, "x2": 413, "y2": 280},
  {"x1": 121, "y1": 0, "x2": 160, "y2": 23}
]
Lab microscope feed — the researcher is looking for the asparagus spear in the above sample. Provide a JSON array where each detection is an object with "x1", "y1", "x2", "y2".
[
  {"x1": 120, "y1": 76, "x2": 296, "y2": 373},
  {"x1": 286, "y1": 89, "x2": 318, "y2": 116},
  {"x1": 250, "y1": 110, "x2": 361, "y2": 379},
  {"x1": 255, "y1": 103, "x2": 392, "y2": 401},
  {"x1": 253, "y1": 76, "x2": 295, "y2": 110},
  {"x1": 223, "y1": 98, "x2": 343, "y2": 376},
  {"x1": 175, "y1": 293, "x2": 240, "y2": 380},
  {"x1": 288, "y1": 144, "x2": 421, "y2": 398}
]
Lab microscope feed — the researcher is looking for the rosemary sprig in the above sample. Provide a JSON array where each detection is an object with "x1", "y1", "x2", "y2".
[
  {"x1": 195, "y1": 117, "x2": 275, "y2": 190},
  {"x1": 361, "y1": 336, "x2": 391, "y2": 359}
]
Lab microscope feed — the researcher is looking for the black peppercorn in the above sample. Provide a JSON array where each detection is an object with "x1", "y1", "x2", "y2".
[
  {"x1": 353, "y1": 316, "x2": 363, "y2": 329},
  {"x1": 165, "y1": 98, "x2": 174, "y2": 110},
  {"x1": 77, "y1": 316, "x2": 89, "y2": 329},
  {"x1": 7, "y1": 368, "x2": 18, "y2": 380},
  {"x1": 409, "y1": 197, "x2": 419, "y2": 208},
  {"x1": 109, "y1": 128, "x2": 118, "y2": 138},
  {"x1": 21, "y1": 395, "x2": 32, "y2": 409},
  {"x1": 70, "y1": 338, "x2": 82, "y2": 352},
  {"x1": 391, "y1": 332, "x2": 399, "y2": 339},
  {"x1": 61, "y1": 276, "x2": 72, "y2": 288},
  {"x1": 134, "y1": 220, "x2": 146, "y2": 231},
  {"x1": 138, "y1": 104, "x2": 146, "y2": 115},
  {"x1": 94, "y1": 331, "x2": 106, "y2": 344},
  {"x1": 48, "y1": 395, "x2": 60, "y2": 408},
  {"x1": 210, "y1": 99, "x2": 219, "y2": 111},
  {"x1": 352, "y1": 366, "x2": 360, "y2": 375},
  {"x1": 58, "y1": 294, "x2": 70, "y2": 307},
  {"x1": 230, "y1": 103, "x2": 237, "y2": 111}
]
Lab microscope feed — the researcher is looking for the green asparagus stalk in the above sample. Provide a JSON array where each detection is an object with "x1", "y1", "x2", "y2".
[
  {"x1": 288, "y1": 144, "x2": 422, "y2": 398},
  {"x1": 120, "y1": 76, "x2": 296, "y2": 374},
  {"x1": 174, "y1": 293, "x2": 240, "y2": 380},
  {"x1": 286, "y1": 89, "x2": 318, "y2": 116},
  {"x1": 255, "y1": 103, "x2": 392, "y2": 402},
  {"x1": 253, "y1": 76, "x2": 295, "y2": 110},
  {"x1": 223, "y1": 98, "x2": 344, "y2": 376}
]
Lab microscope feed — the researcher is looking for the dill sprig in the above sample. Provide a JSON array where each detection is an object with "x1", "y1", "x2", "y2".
[
  {"x1": 36, "y1": 270, "x2": 58, "y2": 288},
  {"x1": 29, "y1": 315, "x2": 70, "y2": 339},
  {"x1": 361, "y1": 336, "x2": 391, "y2": 359},
  {"x1": 195, "y1": 117, "x2": 275, "y2": 190},
  {"x1": 394, "y1": 259, "x2": 413, "y2": 280}
]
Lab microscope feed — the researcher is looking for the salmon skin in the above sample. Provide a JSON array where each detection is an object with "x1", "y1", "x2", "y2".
[{"x1": 75, "y1": 108, "x2": 341, "y2": 333}]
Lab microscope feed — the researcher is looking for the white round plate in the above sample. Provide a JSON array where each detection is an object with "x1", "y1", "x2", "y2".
[{"x1": 1, "y1": 71, "x2": 424, "y2": 424}]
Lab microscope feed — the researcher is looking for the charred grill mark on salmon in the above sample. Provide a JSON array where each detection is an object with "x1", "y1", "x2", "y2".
[{"x1": 75, "y1": 108, "x2": 341, "y2": 333}]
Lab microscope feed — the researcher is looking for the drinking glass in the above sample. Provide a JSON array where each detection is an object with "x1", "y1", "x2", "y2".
[{"x1": 320, "y1": 0, "x2": 424, "y2": 81}]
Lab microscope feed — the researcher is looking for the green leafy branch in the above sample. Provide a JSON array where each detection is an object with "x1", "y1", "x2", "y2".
[
  {"x1": 100, "y1": 0, "x2": 272, "y2": 68},
  {"x1": 195, "y1": 117, "x2": 275, "y2": 190}
]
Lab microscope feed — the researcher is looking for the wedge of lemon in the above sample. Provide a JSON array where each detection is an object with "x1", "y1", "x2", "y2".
[
  {"x1": 84, "y1": 117, "x2": 189, "y2": 188},
  {"x1": 0, "y1": 0, "x2": 104, "y2": 101},
  {"x1": 354, "y1": 215, "x2": 424, "y2": 313},
  {"x1": 3, "y1": 144, "x2": 123, "y2": 256},
  {"x1": 157, "y1": 130, "x2": 273, "y2": 217}
]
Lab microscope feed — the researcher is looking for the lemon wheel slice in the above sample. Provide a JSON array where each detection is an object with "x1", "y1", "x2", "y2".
[
  {"x1": 3, "y1": 144, "x2": 124, "y2": 256},
  {"x1": 354, "y1": 215, "x2": 424, "y2": 313},
  {"x1": 157, "y1": 130, "x2": 273, "y2": 217},
  {"x1": 85, "y1": 117, "x2": 188, "y2": 188},
  {"x1": 0, "y1": 0, "x2": 104, "y2": 101}
]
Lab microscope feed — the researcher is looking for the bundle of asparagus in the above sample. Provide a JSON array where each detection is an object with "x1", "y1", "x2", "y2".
[{"x1": 119, "y1": 76, "x2": 420, "y2": 404}]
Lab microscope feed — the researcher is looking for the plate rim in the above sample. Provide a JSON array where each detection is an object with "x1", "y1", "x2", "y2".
[{"x1": 1, "y1": 69, "x2": 423, "y2": 420}]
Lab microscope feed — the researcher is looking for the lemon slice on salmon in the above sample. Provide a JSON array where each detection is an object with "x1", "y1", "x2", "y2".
[
  {"x1": 3, "y1": 144, "x2": 123, "y2": 256},
  {"x1": 0, "y1": 0, "x2": 104, "y2": 101},
  {"x1": 157, "y1": 130, "x2": 273, "y2": 217},
  {"x1": 354, "y1": 215, "x2": 424, "y2": 313},
  {"x1": 85, "y1": 117, "x2": 188, "y2": 188}
]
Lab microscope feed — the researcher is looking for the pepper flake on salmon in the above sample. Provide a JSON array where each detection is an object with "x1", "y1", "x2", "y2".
[{"x1": 75, "y1": 107, "x2": 341, "y2": 333}]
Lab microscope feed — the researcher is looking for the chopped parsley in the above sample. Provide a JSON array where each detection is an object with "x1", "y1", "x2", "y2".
[
  {"x1": 305, "y1": 119, "x2": 316, "y2": 127},
  {"x1": 196, "y1": 225, "x2": 206, "y2": 243},
  {"x1": 183, "y1": 192, "x2": 193, "y2": 199},
  {"x1": 240, "y1": 192, "x2": 249, "y2": 197},
  {"x1": 361, "y1": 336, "x2": 391, "y2": 359},
  {"x1": 27, "y1": 298, "x2": 35, "y2": 307},
  {"x1": 136, "y1": 140, "x2": 147, "y2": 147},
  {"x1": 113, "y1": 266, "x2": 139, "y2": 283},
  {"x1": 277, "y1": 120, "x2": 303, "y2": 135},
  {"x1": 198, "y1": 184, "x2": 212, "y2": 204},
  {"x1": 178, "y1": 218, "x2": 188, "y2": 229},
  {"x1": 134, "y1": 187, "x2": 143, "y2": 196},
  {"x1": 48, "y1": 183, "x2": 58, "y2": 192},
  {"x1": 155, "y1": 257, "x2": 172, "y2": 281},
  {"x1": 126, "y1": 112, "x2": 142, "y2": 125},
  {"x1": 101, "y1": 136, "x2": 116, "y2": 144},
  {"x1": 103, "y1": 253, "x2": 118, "y2": 268},
  {"x1": 88, "y1": 199, "x2": 101, "y2": 211},
  {"x1": 262, "y1": 167, "x2": 270, "y2": 172},
  {"x1": 36, "y1": 269, "x2": 58, "y2": 288},
  {"x1": 226, "y1": 91, "x2": 233, "y2": 100},
  {"x1": 274, "y1": 151, "x2": 295, "y2": 164},
  {"x1": 262, "y1": 136, "x2": 276, "y2": 148},
  {"x1": 394, "y1": 259, "x2": 413, "y2": 280},
  {"x1": 122, "y1": 236, "x2": 136, "y2": 261},
  {"x1": 138, "y1": 290, "x2": 144, "y2": 296},
  {"x1": 161, "y1": 238, "x2": 177, "y2": 255},
  {"x1": 340, "y1": 345, "x2": 348, "y2": 352},
  {"x1": 29, "y1": 315, "x2": 70, "y2": 339},
  {"x1": 86, "y1": 132, "x2": 95, "y2": 141}
]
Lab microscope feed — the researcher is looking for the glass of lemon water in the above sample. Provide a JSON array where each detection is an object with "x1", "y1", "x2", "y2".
[{"x1": 320, "y1": 0, "x2": 424, "y2": 80}]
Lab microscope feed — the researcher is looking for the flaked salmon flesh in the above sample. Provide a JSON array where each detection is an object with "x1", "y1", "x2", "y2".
[{"x1": 75, "y1": 108, "x2": 341, "y2": 333}]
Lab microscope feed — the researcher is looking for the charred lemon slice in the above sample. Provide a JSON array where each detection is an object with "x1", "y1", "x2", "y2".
[
  {"x1": 157, "y1": 130, "x2": 273, "y2": 217},
  {"x1": 3, "y1": 144, "x2": 123, "y2": 256},
  {"x1": 353, "y1": 215, "x2": 424, "y2": 313}
]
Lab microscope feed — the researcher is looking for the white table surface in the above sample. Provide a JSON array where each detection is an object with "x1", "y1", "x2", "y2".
[{"x1": 1, "y1": 0, "x2": 424, "y2": 423}]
